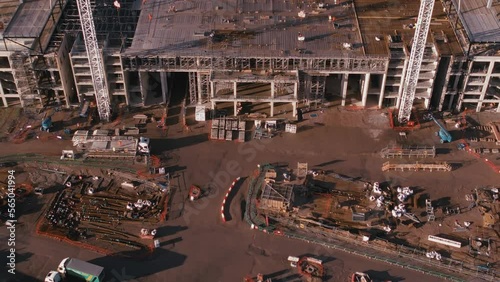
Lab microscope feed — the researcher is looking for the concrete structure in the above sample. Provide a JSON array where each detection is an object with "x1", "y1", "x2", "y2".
[{"x1": 0, "y1": 0, "x2": 498, "y2": 115}]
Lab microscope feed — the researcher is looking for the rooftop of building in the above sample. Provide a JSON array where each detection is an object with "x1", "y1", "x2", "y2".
[
  {"x1": 126, "y1": 0, "x2": 369, "y2": 58},
  {"x1": 452, "y1": 0, "x2": 500, "y2": 43},
  {"x1": 355, "y1": 0, "x2": 464, "y2": 56},
  {"x1": 0, "y1": 0, "x2": 20, "y2": 39},
  {"x1": 125, "y1": 0, "x2": 465, "y2": 59},
  {"x1": 2, "y1": 0, "x2": 56, "y2": 38}
]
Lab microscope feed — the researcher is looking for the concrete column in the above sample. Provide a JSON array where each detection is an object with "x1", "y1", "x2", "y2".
[
  {"x1": 160, "y1": 71, "x2": 168, "y2": 104},
  {"x1": 362, "y1": 73, "x2": 370, "y2": 107},
  {"x1": 294, "y1": 82, "x2": 298, "y2": 99},
  {"x1": 210, "y1": 81, "x2": 214, "y2": 98},
  {"x1": 211, "y1": 100, "x2": 216, "y2": 110},
  {"x1": 196, "y1": 72, "x2": 203, "y2": 104},
  {"x1": 378, "y1": 73, "x2": 387, "y2": 108},
  {"x1": 396, "y1": 59, "x2": 409, "y2": 109},
  {"x1": 477, "y1": 61, "x2": 495, "y2": 112},
  {"x1": 270, "y1": 102, "x2": 274, "y2": 117},
  {"x1": 139, "y1": 71, "x2": 149, "y2": 104},
  {"x1": 341, "y1": 73, "x2": 349, "y2": 106},
  {"x1": 233, "y1": 82, "x2": 237, "y2": 98},
  {"x1": 456, "y1": 62, "x2": 473, "y2": 112},
  {"x1": 424, "y1": 98, "x2": 430, "y2": 108},
  {"x1": 0, "y1": 80, "x2": 7, "y2": 107},
  {"x1": 271, "y1": 82, "x2": 275, "y2": 98},
  {"x1": 234, "y1": 101, "x2": 238, "y2": 116},
  {"x1": 292, "y1": 102, "x2": 297, "y2": 117}
]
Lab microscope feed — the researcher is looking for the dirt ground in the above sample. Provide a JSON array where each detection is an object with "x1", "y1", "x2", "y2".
[{"x1": 0, "y1": 105, "x2": 499, "y2": 282}]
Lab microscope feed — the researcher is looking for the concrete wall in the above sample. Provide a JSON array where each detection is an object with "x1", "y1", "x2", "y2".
[{"x1": 56, "y1": 34, "x2": 76, "y2": 106}]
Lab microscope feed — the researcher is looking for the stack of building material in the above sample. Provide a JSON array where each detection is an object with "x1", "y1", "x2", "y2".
[
  {"x1": 210, "y1": 117, "x2": 246, "y2": 142},
  {"x1": 238, "y1": 120, "x2": 246, "y2": 142},
  {"x1": 211, "y1": 119, "x2": 219, "y2": 139},
  {"x1": 218, "y1": 118, "x2": 226, "y2": 140},
  {"x1": 382, "y1": 161, "x2": 452, "y2": 172}
]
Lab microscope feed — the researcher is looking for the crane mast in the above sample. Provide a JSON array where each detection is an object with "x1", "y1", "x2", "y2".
[
  {"x1": 76, "y1": 0, "x2": 111, "y2": 122},
  {"x1": 397, "y1": 0, "x2": 435, "y2": 123}
]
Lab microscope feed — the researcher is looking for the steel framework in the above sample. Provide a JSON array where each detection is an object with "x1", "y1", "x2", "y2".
[
  {"x1": 76, "y1": 0, "x2": 111, "y2": 121},
  {"x1": 10, "y1": 52, "x2": 40, "y2": 107},
  {"x1": 398, "y1": 0, "x2": 435, "y2": 123},
  {"x1": 188, "y1": 72, "x2": 197, "y2": 104}
]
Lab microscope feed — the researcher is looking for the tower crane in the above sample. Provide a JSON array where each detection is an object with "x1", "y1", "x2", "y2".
[
  {"x1": 397, "y1": 0, "x2": 435, "y2": 123},
  {"x1": 76, "y1": 0, "x2": 112, "y2": 122}
]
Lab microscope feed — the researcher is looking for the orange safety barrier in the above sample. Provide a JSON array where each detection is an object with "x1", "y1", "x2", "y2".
[{"x1": 462, "y1": 139, "x2": 500, "y2": 174}]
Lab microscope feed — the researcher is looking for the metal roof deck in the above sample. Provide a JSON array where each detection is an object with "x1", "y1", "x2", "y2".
[
  {"x1": 452, "y1": 0, "x2": 500, "y2": 43},
  {"x1": 2, "y1": 0, "x2": 56, "y2": 38},
  {"x1": 125, "y1": 0, "x2": 365, "y2": 58}
]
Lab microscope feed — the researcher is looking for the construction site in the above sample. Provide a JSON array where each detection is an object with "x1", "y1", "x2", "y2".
[
  {"x1": 1, "y1": 0, "x2": 500, "y2": 282},
  {"x1": 0, "y1": 0, "x2": 496, "y2": 116}
]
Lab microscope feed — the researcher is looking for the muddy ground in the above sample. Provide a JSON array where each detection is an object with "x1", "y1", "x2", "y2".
[{"x1": 0, "y1": 105, "x2": 499, "y2": 282}]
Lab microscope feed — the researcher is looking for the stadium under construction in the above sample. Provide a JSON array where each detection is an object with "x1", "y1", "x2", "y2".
[{"x1": 0, "y1": 0, "x2": 499, "y2": 117}]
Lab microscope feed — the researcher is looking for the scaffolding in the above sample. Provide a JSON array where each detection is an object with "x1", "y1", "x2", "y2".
[
  {"x1": 426, "y1": 199, "x2": 435, "y2": 221},
  {"x1": 199, "y1": 72, "x2": 210, "y2": 104},
  {"x1": 310, "y1": 75, "x2": 327, "y2": 103},
  {"x1": 382, "y1": 162, "x2": 452, "y2": 172},
  {"x1": 123, "y1": 56, "x2": 389, "y2": 73},
  {"x1": 188, "y1": 72, "x2": 197, "y2": 104},
  {"x1": 380, "y1": 145, "x2": 436, "y2": 158},
  {"x1": 10, "y1": 52, "x2": 40, "y2": 107}
]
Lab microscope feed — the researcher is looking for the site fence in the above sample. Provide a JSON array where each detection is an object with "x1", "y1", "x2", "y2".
[{"x1": 244, "y1": 164, "x2": 498, "y2": 282}]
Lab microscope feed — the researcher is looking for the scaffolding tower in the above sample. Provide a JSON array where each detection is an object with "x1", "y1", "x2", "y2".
[
  {"x1": 426, "y1": 199, "x2": 435, "y2": 221},
  {"x1": 10, "y1": 52, "x2": 40, "y2": 107}
]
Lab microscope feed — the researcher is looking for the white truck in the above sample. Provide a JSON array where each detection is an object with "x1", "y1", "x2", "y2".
[
  {"x1": 137, "y1": 136, "x2": 150, "y2": 155},
  {"x1": 45, "y1": 257, "x2": 105, "y2": 282}
]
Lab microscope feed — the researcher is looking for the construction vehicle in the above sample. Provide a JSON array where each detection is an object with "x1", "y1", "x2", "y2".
[
  {"x1": 41, "y1": 116, "x2": 53, "y2": 132},
  {"x1": 351, "y1": 272, "x2": 392, "y2": 282},
  {"x1": 55, "y1": 257, "x2": 105, "y2": 282},
  {"x1": 137, "y1": 137, "x2": 150, "y2": 155},
  {"x1": 288, "y1": 256, "x2": 324, "y2": 280},
  {"x1": 243, "y1": 273, "x2": 272, "y2": 282},
  {"x1": 189, "y1": 185, "x2": 201, "y2": 201},
  {"x1": 430, "y1": 114, "x2": 452, "y2": 143},
  {"x1": 44, "y1": 271, "x2": 61, "y2": 282}
]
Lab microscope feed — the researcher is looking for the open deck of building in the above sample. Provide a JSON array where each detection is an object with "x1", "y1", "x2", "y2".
[
  {"x1": 355, "y1": 0, "x2": 463, "y2": 56},
  {"x1": 452, "y1": 0, "x2": 500, "y2": 43},
  {"x1": 2, "y1": 0, "x2": 56, "y2": 38},
  {"x1": 127, "y1": 0, "x2": 365, "y2": 57}
]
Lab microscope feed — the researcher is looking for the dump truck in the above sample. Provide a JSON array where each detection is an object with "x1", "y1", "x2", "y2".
[{"x1": 49, "y1": 257, "x2": 105, "y2": 282}]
